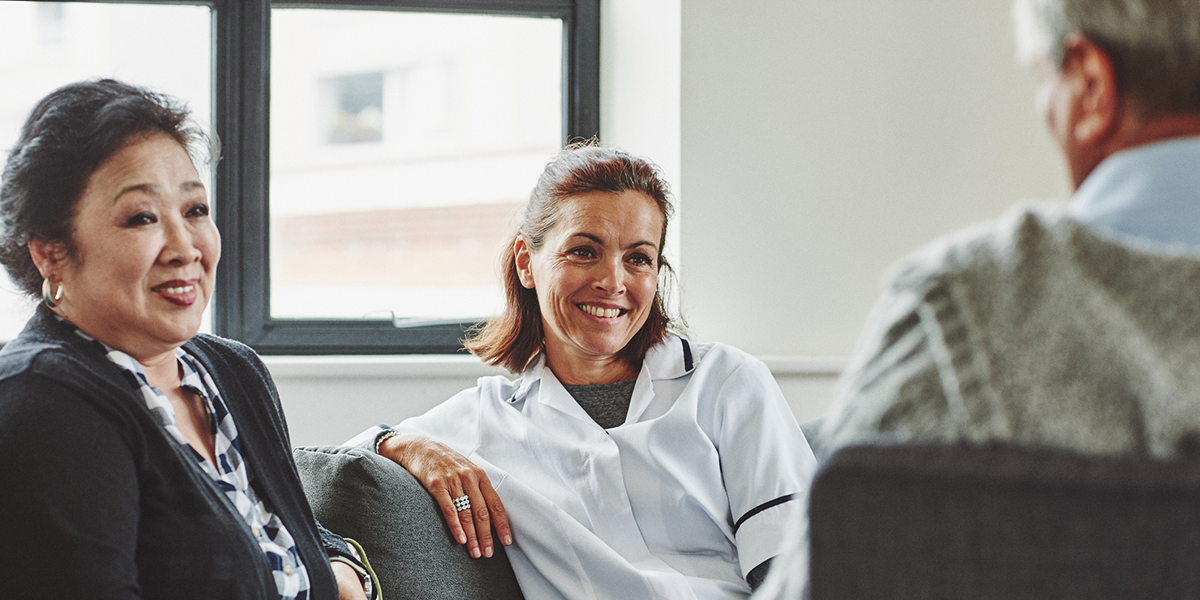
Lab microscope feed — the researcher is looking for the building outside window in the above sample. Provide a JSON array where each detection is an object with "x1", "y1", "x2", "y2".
[
  {"x1": 268, "y1": 8, "x2": 563, "y2": 325},
  {"x1": 323, "y1": 71, "x2": 385, "y2": 145}
]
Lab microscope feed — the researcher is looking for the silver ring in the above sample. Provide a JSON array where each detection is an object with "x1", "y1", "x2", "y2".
[{"x1": 453, "y1": 495, "x2": 471, "y2": 512}]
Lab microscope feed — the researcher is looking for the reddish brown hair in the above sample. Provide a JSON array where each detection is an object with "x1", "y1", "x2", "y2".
[{"x1": 464, "y1": 141, "x2": 680, "y2": 373}]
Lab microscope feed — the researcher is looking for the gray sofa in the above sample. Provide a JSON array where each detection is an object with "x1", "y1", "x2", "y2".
[
  {"x1": 298, "y1": 425, "x2": 1200, "y2": 599},
  {"x1": 295, "y1": 421, "x2": 828, "y2": 599},
  {"x1": 294, "y1": 445, "x2": 525, "y2": 600}
]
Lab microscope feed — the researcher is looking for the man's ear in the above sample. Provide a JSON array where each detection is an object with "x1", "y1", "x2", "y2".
[
  {"x1": 1064, "y1": 34, "x2": 1120, "y2": 144},
  {"x1": 514, "y1": 237, "x2": 535, "y2": 289},
  {"x1": 27, "y1": 239, "x2": 68, "y2": 279}
]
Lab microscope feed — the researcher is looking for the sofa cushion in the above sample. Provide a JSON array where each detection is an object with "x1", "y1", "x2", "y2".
[{"x1": 293, "y1": 445, "x2": 525, "y2": 600}]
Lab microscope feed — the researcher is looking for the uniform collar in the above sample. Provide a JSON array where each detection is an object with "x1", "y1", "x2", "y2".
[
  {"x1": 517, "y1": 336, "x2": 693, "y2": 386},
  {"x1": 642, "y1": 335, "x2": 695, "y2": 380},
  {"x1": 509, "y1": 336, "x2": 696, "y2": 422},
  {"x1": 509, "y1": 354, "x2": 545, "y2": 403}
]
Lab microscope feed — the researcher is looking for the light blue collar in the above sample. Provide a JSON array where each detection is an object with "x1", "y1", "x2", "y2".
[{"x1": 1068, "y1": 136, "x2": 1200, "y2": 247}]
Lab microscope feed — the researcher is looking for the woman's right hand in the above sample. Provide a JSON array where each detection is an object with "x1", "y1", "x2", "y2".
[{"x1": 377, "y1": 432, "x2": 512, "y2": 559}]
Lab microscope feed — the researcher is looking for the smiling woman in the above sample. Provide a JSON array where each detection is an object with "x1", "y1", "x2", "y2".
[
  {"x1": 357, "y1": 143, "x2": 820, "y2": 599},
  {"x1": 0, "y1": 1, "x2": 213, "y2": 344},
  {"x1": 0, "y1": 80, "x2": 373, "y2": 600},
  {"x1": 515, "y1": 189, "x2": 663, "y2": 384},
  {"x1": 466, "y1": 144, "x2": 677, "y2": 375},
  {"x1": 31, "y1": 134, "x2": 220, "y2": 364}
]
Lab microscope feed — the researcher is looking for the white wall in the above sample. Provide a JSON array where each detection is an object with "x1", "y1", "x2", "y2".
[
  {"x1": 274, "y1": 0, "x2": 1072, "y2": 448},
  {"x1": 676, "y1": 0, "x2": 1069, "y2": 423},
  {"x1": 680, "y1": 0, "x2": 1067, "y2": 357}
]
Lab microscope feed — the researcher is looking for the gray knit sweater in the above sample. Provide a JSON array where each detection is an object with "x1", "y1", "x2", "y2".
[{"x1": 820, "y1": 205, "x2": 1200, "y2": 459}]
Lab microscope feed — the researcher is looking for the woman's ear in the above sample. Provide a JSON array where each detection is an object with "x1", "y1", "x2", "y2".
[
  {"x1": 514, "y1": 237, "x2": 535, "y2": 289},
  {"x1": 27, "y1": 239, "x2": 67, "y2": 280}
]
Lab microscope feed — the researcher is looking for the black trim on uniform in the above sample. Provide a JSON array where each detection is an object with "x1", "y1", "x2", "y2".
[
  {"x1": 733, "y1": 493, "x2": 798, "y2": 534},
  {"x1": 681, "y1": 338, "x2": 693, "y2": 372},
  {"x1": 747, "y1": 558, "x2": 773, "y2": 591}
]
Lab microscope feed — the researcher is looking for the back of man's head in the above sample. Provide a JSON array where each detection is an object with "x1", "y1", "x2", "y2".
[{"x1": 1014, "y1": 0, "x2": 1200, "y2": 117}]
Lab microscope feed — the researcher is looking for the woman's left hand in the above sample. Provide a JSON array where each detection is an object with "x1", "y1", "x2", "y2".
[
  {"x1": 377, "y1": 432, "x2": 512, "y2": 559},
  {"x1": 332, "y1": 560, "x2": 369, "y2": 600}
]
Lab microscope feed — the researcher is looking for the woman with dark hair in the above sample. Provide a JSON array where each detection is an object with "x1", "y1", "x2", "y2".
[
  {"x1": 0, "y1": 79, "x2": 373, "y2": 600},
  {"x1": 357, "y1": 143, "x2": 817, "y2": 599}
]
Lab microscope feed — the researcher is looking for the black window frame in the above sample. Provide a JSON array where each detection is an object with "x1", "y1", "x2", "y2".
[{"x1": 213, "y1": 0, "x2": 600, "y2": 354}]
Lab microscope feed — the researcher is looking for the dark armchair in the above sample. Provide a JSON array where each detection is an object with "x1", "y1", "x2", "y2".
[{"x1": 808, "y1": 443, "x2": 1200, "y2": 599}]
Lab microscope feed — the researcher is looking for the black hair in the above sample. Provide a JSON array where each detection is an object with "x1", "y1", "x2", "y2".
[{"x1": 0, "y1": 78, "x2": 216, "y2": 297}]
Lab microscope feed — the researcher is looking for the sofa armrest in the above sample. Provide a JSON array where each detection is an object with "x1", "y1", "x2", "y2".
[{"x1": 293, "y1": 445, "x2": 525, "y2": 600}]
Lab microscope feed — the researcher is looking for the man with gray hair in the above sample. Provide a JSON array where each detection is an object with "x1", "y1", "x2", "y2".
[
  {"x1": 819, "y1": 0, "x2": 1200, "y2": 460},
  {"x1": 755, "y1": 0, "x2": 1200, "y2": 596}
]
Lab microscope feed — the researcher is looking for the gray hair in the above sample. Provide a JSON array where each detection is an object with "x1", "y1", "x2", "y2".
[{"x1": 1013, "y1": 0, "x2": 1200, "y2": 115}]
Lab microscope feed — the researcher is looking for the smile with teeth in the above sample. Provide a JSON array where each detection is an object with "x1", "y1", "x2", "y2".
[
  {"x1": 579, "y1": 304, "x2": 624, "y2": 318},
  {"x1": 155, "y1": 284, "x2": 195, "y2": 294}
]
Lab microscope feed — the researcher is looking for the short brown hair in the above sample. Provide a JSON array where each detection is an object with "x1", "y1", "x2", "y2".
[{"x1": 465, "y1": 141, "x2": 681, "y2": 373}]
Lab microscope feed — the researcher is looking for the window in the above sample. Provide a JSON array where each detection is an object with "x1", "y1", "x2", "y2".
[
  {"x1": 267, "y1": 7, "x2": 565, "y2": 327},
  {"x1": 219, "y1": 0, "x2": 599, "y2": 354},
  {"x1": 0, "y1": 0, "x2": 598, "y2": 353}
]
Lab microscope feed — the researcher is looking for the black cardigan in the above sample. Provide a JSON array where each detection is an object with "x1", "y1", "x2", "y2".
[{"x1": 0, "y1": 306, "x2": 342, "y2": 599}]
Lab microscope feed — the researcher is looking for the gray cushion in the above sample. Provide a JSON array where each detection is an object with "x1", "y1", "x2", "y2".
[{"x1": 293, "y1": 445, "x2": 525, "y2": 600}]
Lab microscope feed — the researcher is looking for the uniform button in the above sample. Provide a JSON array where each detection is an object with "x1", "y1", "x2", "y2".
[
  {"x1": 283, "y1": 565, "x2": 294, "y2": 575},
  {"x1": 252, "y1": 526, "x2": 261, "y2": 536}
]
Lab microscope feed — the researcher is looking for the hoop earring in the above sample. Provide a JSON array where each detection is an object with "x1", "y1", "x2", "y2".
[{"x1": 42, "y1": 278, "x2": 64, "y2": 308}]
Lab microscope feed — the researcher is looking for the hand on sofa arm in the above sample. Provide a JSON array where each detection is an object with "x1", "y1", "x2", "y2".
[{"x1": 376, "y1": 432, "x2": 513, "y2": 560}]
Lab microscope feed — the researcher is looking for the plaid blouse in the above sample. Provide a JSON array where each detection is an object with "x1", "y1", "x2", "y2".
[{"x1": 69, "y1": 324, "x2": 311, "y2": 600}]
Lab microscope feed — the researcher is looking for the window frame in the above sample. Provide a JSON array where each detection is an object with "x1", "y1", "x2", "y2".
[{"x1": 213, "y1": 0, "x2": 599, "y2": 354}]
